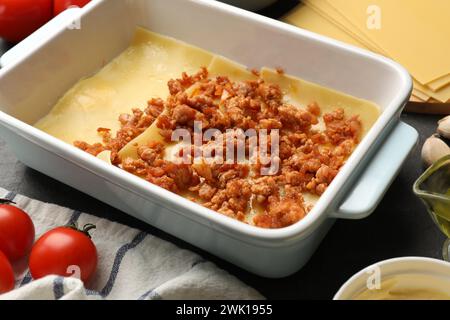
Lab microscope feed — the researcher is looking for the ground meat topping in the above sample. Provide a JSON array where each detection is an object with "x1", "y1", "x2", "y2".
[
  {"x1": 75, "y1": 100, "x2": 164, "y2": 164},
  {"x1": 74, "y1": 68, "x2": 363, "y2": 229}
]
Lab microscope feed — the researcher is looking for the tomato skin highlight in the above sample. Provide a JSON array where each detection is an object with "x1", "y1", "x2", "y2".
[
  {"x1": 0, "y1": 0, "x2": 53, "y2": 43},
  {"x1": 0, "y1": 203, "x2": 35, "y2": 261},
  {"x1": 0, "y1": 250, "x2": 14, "y2": 294},
  {"x1": 53, "y1": 0, "x2": 91, "y2": 15},
  {"x1": 29, "y1": 227, "x2": 97, "y2": 283}
]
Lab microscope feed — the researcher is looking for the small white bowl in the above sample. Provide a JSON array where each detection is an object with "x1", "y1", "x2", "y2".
[{"x1": 334, "y1": 257, "x2": 450, "y2": 300}]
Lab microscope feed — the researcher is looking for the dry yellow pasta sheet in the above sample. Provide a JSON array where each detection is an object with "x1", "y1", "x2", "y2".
[
  {"x1": 428, "y1": 75, "x2": 450, "y2": 92},
  {"x1": 283, "y1": 1, "x2": 450, "y2": 102},
  {"x1": 303, "y1": 0, "x2": 384, "y2": 54},
  {"x1": 328, "y1": 0, "x2": 450, "y2": 84},
  {"x1": 306, "y1": 0, "x2": 450, "y2": 91},
  {"x1": 322, "y1": 0, "x2": 450, "y2": 94}
]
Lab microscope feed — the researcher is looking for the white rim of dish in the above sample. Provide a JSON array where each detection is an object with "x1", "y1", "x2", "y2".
[{"x1": 333, "y1": 257, "x2": 450, "y2": 300}]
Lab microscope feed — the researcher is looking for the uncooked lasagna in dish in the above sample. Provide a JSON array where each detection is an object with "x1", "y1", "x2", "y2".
[{"x1": 35, "y1": 28, "x2": 380, "y2": 229}]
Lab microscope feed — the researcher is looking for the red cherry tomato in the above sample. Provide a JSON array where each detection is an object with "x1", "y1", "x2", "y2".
[
  {"x1": 0, "y1": 250, "x2": 14, "y2": 294},
  {"x1": 0, "y1": 0, "x2": 53, "y2": 43},
  {"x1": 53, "y1": 0, "x2": 91, "y2": 16},
  {"x1": 0, "y1": 199, "x2": 35, "y2": 261},
  {"x1": 29, "y1": 224, "x2": 97, "y2": 283}
]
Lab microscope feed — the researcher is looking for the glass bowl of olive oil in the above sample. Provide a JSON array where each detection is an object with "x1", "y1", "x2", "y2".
[{"x1": 414, "y1": 154, "x2": 450, "y2": 260}]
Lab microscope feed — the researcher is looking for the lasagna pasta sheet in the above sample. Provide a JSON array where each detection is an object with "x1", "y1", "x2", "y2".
[
  {"x1": 328, "y1": 0, "x2": 450, "y2": 84},
  {"x1": 36, "y1": 27, "x2": 380, "y2": 157},
  {"x1": 35, "y1": 28, "x2": 214, "y2": 144},
  {"x1": 34, "y1": 27, "x2": 381, "y2": 227},
  {"x1": 283, "y1": 1, "x2": 450, "y2": 102}
]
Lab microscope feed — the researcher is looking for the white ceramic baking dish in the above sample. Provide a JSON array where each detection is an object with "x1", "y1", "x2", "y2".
[{"x1": 0, "y1": 0, "x2": 417, "y2": 278}]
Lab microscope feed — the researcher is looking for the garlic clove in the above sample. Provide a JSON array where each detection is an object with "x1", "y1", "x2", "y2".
[
  {"x1": 421, "y1": 135, "x2": 450, "y2": 167},
  {"x1": 437, "y1": 115, "x2": 450, "y2": 139}
]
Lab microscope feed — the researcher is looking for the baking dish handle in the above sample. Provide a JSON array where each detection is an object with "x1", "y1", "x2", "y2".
[
  {"x1": 0, "y1": 7, "x2": 83, "y2": 68},
  {"x1": 330, "y1": 121, "x2": 418, "y2": 220}
]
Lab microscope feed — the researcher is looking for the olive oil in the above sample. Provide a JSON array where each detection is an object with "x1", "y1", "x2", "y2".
[
  {"x1": 414, "y1": 155, "x2": 450, "y2": 239},
  {"x1": 431, "y1": 189, "x2": 450, "y2": 237}
]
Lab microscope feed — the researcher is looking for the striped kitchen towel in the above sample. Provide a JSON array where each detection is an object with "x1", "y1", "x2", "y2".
[{"x1": 0, "y1": 188, "x2": 263, "y2": 300}]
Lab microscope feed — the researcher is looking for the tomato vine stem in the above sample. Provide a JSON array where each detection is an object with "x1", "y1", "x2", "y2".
[
  {"x1": 66, "y1": 222, "x2": 97, "y2": 238},
  {"x1": 0, "y1": 199, "x2": 16, "y2": 205}
]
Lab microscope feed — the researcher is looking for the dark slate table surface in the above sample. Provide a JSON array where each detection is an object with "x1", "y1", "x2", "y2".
[{"x1": 0, "y1": 1, "x2": 446, "y2": 300}]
